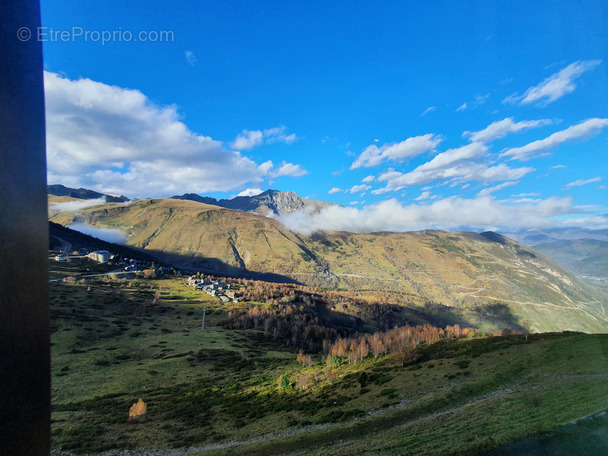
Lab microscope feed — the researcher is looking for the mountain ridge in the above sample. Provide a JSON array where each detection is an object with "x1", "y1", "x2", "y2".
[
  {"x1": 48, "y1": 184, "x2": 129, "y2": 203},
  {"x1": 171, "y1": 189, "x2": 339, "y2": 216}
]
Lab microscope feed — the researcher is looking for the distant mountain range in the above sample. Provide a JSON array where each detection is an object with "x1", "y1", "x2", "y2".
[
  {"x1": 171, "y1": 189, "x2": 339, "y2": 216},
  {"x1": 48, "y1": 184, "x2": 129, "y2": 203},
  {"x1": 505, "y1": 227, "x2": 608, "y2": 245},
  {"x1": 534, "y1": 239, "x2": 608, "y2": 288}
]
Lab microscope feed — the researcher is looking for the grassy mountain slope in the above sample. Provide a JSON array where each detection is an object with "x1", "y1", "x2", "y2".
[
  {"x1": 49, "y1": 267, "x2": 608, "y2": 455},
  {"x1": 49, "y1": 198, "x2": 608, "y2": 332},
  {"x1": 308, "y1": 230, "x2": 608, "y2": 332},
  {"x1": 51, "y1": 198, "x2": 319, "y2": 276}
]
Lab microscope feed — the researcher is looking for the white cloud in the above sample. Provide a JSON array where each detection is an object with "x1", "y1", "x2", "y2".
[
  {"x1": 477, "y1": 181, "x2": 518, "y2": 197},
  {"x1": 348, "y1": 184, "x2": 372, "y2": 194},
  {"x1": 44, "y1": 72, "x2": 306, "y2": 198},
  {"x1": 463, "y1": 117, "x2": 552, "y2": 143},
  {"x1": 510, "y1": 197, "x2": 541, "y2": 204},
  {"x1": 414, "y1": 142, "x2": 488, "y2": 172},
  {"x1": 328, "y1": 187, "x2": 342, "y2": 194},
  {"x1": 185, "y1": 50, "x2": 197, "y2": 67},
  {"x1": 374, "y1": 142, "x2": 534, "y2": 192},
  {"x1": 232, "y1": 129, "x2": 264, "y2": 150},
  {"x1": 68, "y1": 221, "x2": 127, "y2": 244},
  {"x1": 263, "y1": 126, "x2": 297, "y2": 144},
  {"x1": 503, "y1": 60, "x2": 601, "y2": 106},
  {"x1": 361, "y1": 175, "x2": 375, "y2": 183},
  {"x1": 474, "y1": 94, "x2": 490, "y2": 106},
  {"x1": 231, "y1": 126, "x2": 296, "y2": 150},
  {"x1": 564, "y1": 177, "x2": 602, "y2": 190},
  {"x1": 554, "y1": 214, "x2": 608, "y2": 231},
  {"x1": 500, "y1": 118, "x2": 608, "y2": 161},
  {"x1": 237, "y1": 188, "x2": 265, "y2": 197},
  {"x1": 377, "y1": 169, "x2": 402, "y2": 182},
  {"x1": 277, "y1": 195, "x2": 579, "y2": 235},
  {"x1": 268, "y1": 161, "x2": 308, "y2": 178},
  {"x1": 415, "y1": 191, "x2": 432, "y2": 201},
  {"x1": 350, "y1": 134, "x2": 441, "y2": 169},
  {"x1": 511, "y1": 192, "x2": 540, "y2": 198},
  {"x1": 421, "y1": 106, "x2": 436, "y2": 116},
  {"x1": 371, "y1": 187, "x2": 392, "y2": 195},
  {"x1": 49, "y1": 197, "x2": 108, "y2": 213},
  {"x1": 456, "y1": 103, "x2": 468, "y2": 112}
]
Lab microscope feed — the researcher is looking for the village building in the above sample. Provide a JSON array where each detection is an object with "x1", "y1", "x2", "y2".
[{"x1": 88, "y1": 250, "x2": 111, "y2": 263}]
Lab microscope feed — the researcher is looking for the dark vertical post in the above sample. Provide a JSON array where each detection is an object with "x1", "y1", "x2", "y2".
[{"x1": 0, "y1": 1, "x2": 50, "y2": 455}]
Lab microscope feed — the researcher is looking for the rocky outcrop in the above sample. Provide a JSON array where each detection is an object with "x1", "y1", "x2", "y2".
[{"x1": 172, "y1": 189, "x2": 339, "y2": 217}]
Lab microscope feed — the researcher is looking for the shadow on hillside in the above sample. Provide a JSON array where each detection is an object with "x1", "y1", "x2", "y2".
[
  {"x1": 423, "y1": 301, "x2": 527, "y2": 332},
  {"x1": 49, "y1": 222, "x2": 159, "y2": 263},
  {"x1": 146, "y1": 249, "x2": 303, "y2": 284},
  {"x1": 50, "y1": 221, "x2": 529, "y2": 331},
  {"x1": 49, "y1": 222, "x2": 302, "y2": 284}
]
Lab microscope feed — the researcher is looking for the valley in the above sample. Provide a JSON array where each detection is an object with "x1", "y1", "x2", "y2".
[
  {"x1": 49, "y1": 195, "x2": 608, "y2": 333},
  {"x1": 48, "y1": 258, "x2": 608, "y2": 455},
  {"x1": 47, "y1": 187, "x2": 608, "y2": 455},
  {"x1": 35, "y1": 5, "x2": 608, "y2": 453}
]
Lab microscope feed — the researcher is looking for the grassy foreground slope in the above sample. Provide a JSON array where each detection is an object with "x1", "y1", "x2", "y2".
[
  {"x1": 50, "y1": 198, "x2": 608, "y2": 332},
  {"x1": 50, "y1": 261, "x2": 608, "y2": 455}
]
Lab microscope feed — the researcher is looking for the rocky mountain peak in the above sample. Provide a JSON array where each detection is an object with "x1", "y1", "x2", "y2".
[{"x1": 172, "y1": 189, "x2": 339, "y2": 217}]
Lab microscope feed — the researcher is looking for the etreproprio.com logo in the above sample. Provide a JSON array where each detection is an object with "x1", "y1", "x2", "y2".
[{"x1": 17, "y1": 26, "x2": 174, "y2": 45}]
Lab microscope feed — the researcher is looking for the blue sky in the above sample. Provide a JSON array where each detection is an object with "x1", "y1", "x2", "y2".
[{"x1": 41, "y1": 0, "x2": 608, "y2": 233}]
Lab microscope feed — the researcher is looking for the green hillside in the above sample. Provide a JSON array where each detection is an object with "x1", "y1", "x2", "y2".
[
  {"x1": 49, "y1": 198, "x2": 608, "y2": 332},
  {"x1": 49, "y1": 264, "x2": 608, "y2": 455}
]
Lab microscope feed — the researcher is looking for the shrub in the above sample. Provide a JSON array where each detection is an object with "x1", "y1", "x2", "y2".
[
  {"x1": 277, "y1": 374, "x2": 293, "y2": 392},
  {"x1": 128, "y1": 398, "x2": 147, "y2": 423}
]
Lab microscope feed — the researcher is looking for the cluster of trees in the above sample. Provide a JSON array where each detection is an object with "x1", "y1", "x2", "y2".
[
  {"x1": 224, "y1": 277, "x2": 427, "y2": 328},
  {"x1": 226, "y1": 304, "x2": 346, "y2": 351},
  {"x1": 201, "y1": 273, "x2": 523, "y2": 364},
  {"x1": 220, "y1": 273, "x2": 484, "y2": 355},
  {"x1": 324, "y1": 324, "x2": 483, "y2": 365},
  {"x1": 234, "y1": 280, "x2": 300, "y2": 305},
  {"x1": 197, "y1": 273, "x2": 443, "y2": 330},
  {"x1": 296, "y1": 350, "x2": 313, "y2": 367},
  {"x1": 226, "y1": 297, "x2": 488, "y2": 363}
]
